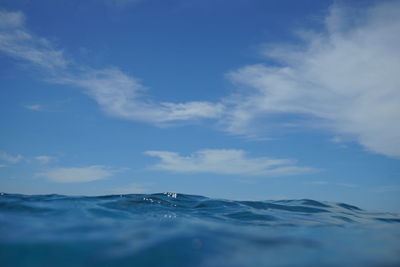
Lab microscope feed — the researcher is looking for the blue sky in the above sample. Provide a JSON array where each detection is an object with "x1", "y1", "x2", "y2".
[{"x1": 1, "y1": 0, "x2": 399, "y2": 212}]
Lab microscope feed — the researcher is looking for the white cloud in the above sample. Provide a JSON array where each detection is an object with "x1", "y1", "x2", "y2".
[
  {"x1": 304, "y1": 181, "x2": 359, "y2": 188},
  {"x1": 2, "y1": 3, "x2": 399, "y2": 159},
  {"x1": 305, "y1": 181, "x2": 329, "y2": 185},
  {"x1": 373, "y1": 185, "x2": 400, "y2": 193},
  {"x1": 0, "y1": 9, "x2": 223, "y2": 126},
  {"x1": 0, "y1": 10, "x2": 68, "y2": 69},
  {"x1": 0, "y1": 151, "x2": 23, "y2": 164},
  {"x1": 60, "y1": 68, "x2": 224, "y2": 125},
  {"x1": 0, "y1": 9, "x2": 25, "y2": 29},
  {"x1": 225, "y1": 2, "x2": 400, "y2": 157},
  {"x1": 34, "y1": 155, "x2": 55, "y2": 165},
  {"x1": 0, "y1": 151, "x2": 56, "y2": 166},
  {"x1": 24, "y1": 104, "x2": 42, "y2": 111},
  {"x1": 336, "y1": 183, "x2": 359, "y2": 188},
  {"x1": 145, "y1": 149, "x2": 316, "y2": 176},
  {"x1": 37, "y1": 165, "x2": 116, "y2": 183}
]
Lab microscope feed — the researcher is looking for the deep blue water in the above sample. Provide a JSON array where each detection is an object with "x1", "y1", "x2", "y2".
[{"x1": 0, "y1": 192, "x2": 399, "y2": 267}]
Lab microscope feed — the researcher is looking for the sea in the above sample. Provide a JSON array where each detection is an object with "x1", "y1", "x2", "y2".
[{"x1": 0, "y1": 192, "x2": 399, "y2": 267}]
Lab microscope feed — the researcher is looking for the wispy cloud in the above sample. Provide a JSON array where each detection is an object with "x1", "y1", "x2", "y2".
[
  {"x1": 0, "y1": 151, "x2": 58, "y2": 166},
  {"x1": 305, "y1": 181, "x2": 329, "y2": 185},
  {"x1": 37, "y1": 165, "x2": 117, "y2": 183},
  {"x1": 0, "y1": 151, "x2": 23, "y2": 164},
  {"x1": 60, "y1": 68, "x2": 224, "y2": 125},
  {"x1": 23, "y1": 104, "x2": 42, "y2": 111},
  {"x1": 34, "y1": 155, "x2": 55, "y2": 165},
  {"x1": 0, "y1": 9, "x2": 222, "y2": 126},
  {"x1": 225, "y1": 2, "x2": 400, "y2": 157},
  {"x1": 304, "y1": 181, "x2": 359, "y2": 188},
  {"x1": 373, "y1": 185, "x2": 400, "y2": 193},
  {"x1": 0, "y1": 10, "x2": 67, "y2": 70},
  {"x1": 336, "y1": 183, "x2": 359, "y2": 188},
  {"x1": 145, "y1": 149, "x2": 316, "y2": 176}
]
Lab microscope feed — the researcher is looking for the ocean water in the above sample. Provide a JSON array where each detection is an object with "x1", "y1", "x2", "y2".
[{"x1": 0, "y1": 192, "x2": 399, "y2": 267}]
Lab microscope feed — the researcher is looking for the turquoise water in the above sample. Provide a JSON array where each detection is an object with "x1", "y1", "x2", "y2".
[{"x1": 1, "y1": 192, "x2": 399, "y2": 266}]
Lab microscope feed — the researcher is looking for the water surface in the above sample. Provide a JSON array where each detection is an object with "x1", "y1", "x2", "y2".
[{"x1": 1, "y1": 192, "x2": 399, "y2": 266}]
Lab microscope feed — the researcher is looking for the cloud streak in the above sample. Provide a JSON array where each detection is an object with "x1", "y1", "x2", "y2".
[{"x1": 145, "y1": 149, "x2": 316, "y2": 176}]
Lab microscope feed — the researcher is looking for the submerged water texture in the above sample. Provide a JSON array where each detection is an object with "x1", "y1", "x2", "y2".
[{"x1": 0, "y1": 193, "x2": 399, "y2": 267}]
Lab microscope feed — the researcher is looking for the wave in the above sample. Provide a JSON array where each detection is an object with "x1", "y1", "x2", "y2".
[{"x1": 1, "y1": 192, "x2": 399, "y2": 266}]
